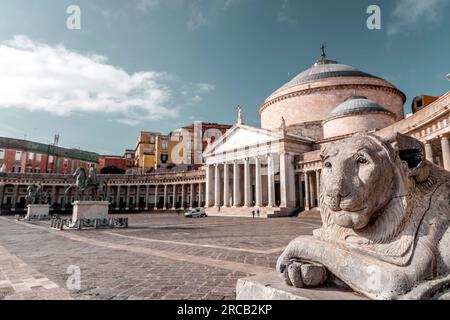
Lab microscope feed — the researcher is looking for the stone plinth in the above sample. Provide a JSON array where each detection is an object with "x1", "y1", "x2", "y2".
[
  {"x1": 25, "y1": 204, "x2": 50, "y2": 220},
  {"x1": 236, "y1": 273, "x2": 364, "y2": 300},
  {"x1": 72, "y1": 201, "x2": 109, "y2": 221}
]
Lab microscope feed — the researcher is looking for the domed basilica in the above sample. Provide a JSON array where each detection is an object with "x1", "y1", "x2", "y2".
[{"x1": 203, "y1": 47, "x2": 450, "y2": 218}]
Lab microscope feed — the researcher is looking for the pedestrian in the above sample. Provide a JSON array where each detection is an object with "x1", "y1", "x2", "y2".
[
  {"x1": 218, "y1": 206, "x2": 221, "y2": 213},
  {"x1": 252, "y1": 210, "x2": 255, "y2": 219},
  {"x1": 257, "y1": 209, "x2": 260, "y2": 217}
]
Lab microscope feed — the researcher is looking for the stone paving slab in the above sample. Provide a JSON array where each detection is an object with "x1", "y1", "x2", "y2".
[{"x1": 0, "y1": 213, "x2": 320, "y2": 300}]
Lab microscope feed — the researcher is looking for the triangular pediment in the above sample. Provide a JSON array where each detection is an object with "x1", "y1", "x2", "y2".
[{"x1": 204, "y1": 125, "x2": 280, "y2": 157}]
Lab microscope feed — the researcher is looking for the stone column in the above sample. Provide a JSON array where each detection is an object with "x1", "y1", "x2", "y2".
[
  {"x1": 441, "y1": 136, "x2": 450, "y2": 171},
  {"x1": 223, "y1": 163, "x2": 230, "y2": 207},
  {"x1": 304, "y1": 172, "x2": 310, "y2": 211},
  {"x1": 145, "y1": 185, "x2": 149, "y2": 210},
  {"x1": 309, "y1": 172, "x2": 315, "y2": 208},
  {"x1": 116, "y1": 185, "x2": 121, "y2": 210},
  {"x1": 190, "y1": 183, "x2": 194, "y2": 209},
  {"x1": 315, "y1": 169, "x2": 321, "y2": 208},
  {"x1": 11, "y1": 184, "x2": 18, "y2": 211},
  {"x1": 298, "y1": 175, "x2": 304, "y2": 209},
  {"x1": 214, "y1": 164, "x2": 221, "y2": 207},
  {"x1": 136, "y1": 185, "x2": 140, "y2": 210},
  {"x1": 254, "y1": 157, "x2": 262, "y2": 208},
  {"x1": 243, "y1": 158, "x2": 251, "y2": 207},
  {"x1": 425, "y1": 142, "x2": 434, "y2": 164},
  {"x1": 171, "y1": 184, "x2": 177, "y2": 209},
  {"x1": 125, "y1": 185, "x2": 131, "y2": 210},
  {"x1": 233, "y1": 160, "x2": 241, "y2": 207},
  {"x1": 279, "y1": 153, "x2": 296, "y2": 209},
  {"x1": 0, "y1": 184, "x2": 5, "y2": 207},
  {"x1": 154, "y1": 185, "x2": 159, "y2": 210},
  {"x1": 267, "y1": 155, "x2": 275, "y2": 207},
  {"x1": 163, "y1": 185, "x2": 168, "y2": 210},
  {"x1": 181, "y1": 184, "x2": 186, "y2": 209},
  {"x1": 205, "y1": 165, "x2": 213, "y2": 207},
  {"x1": 198, "y1": 183, "x2": 202, "y2": 207}
]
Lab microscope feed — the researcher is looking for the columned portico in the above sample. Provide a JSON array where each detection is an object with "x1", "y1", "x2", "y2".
[{"x1": 203, "y1": 124, "x2": 313, "y2": 217}]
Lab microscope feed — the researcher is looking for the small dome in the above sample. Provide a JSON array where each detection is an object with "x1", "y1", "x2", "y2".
[{"x1": 327, "y1": 96, "x2": 394, "y2": 119}]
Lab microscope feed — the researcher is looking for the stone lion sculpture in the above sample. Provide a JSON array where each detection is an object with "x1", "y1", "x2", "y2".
[{"x1": 277, "y1": 133, "x2": 450, "y2": 300}]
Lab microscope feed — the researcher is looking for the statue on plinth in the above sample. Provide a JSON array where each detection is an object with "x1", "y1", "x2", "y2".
[
  {"x1": 277, "y1": 133, "x2": 450, "y2": 299},
  {"x1": 237, "y1": 105, "x2": 244, "y2": 125}
]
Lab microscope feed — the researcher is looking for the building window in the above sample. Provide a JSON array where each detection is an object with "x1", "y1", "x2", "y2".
[
  {"x1": 28, "y1": 152, "x2": 34, "y2": 161},
  {"x1": 150, "y1": 136, "x2": 155, "y2": 143},
  {"x1": 36, "y1": 154, "x2": 42, "y2": 162},
  {"x1": 162, "y1": 141, "x2": 168, "y2": 150},
  {"x1": 26, "y1": 166, "x2": 33, "y2": 173},
  {"x1": 0, "y1": 149, "x2": 4, "y2": 160},
  {"x1": 49, "y1": 155, "x2": 54, "y2": 163},
  {"x1": 12, "y1": 165, "x2": 21, "y2": 173},
  {"x1": 35, "y1": 167, "x2": 41, "y2": 173},
  {"x1": 15, "y1": 151, "x2": 22, "y2": 161}
]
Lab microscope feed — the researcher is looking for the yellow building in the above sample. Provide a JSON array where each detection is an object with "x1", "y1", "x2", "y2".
[{"x1": 134, "y1": 131, "x2": 160, "y2": 171}]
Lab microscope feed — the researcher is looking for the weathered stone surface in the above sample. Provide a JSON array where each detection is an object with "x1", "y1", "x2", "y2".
[
  {"x1": 277, "y1": 133, "x2": 450, "y2": 300},
  {"x1": 236, "y1": 273, "x2": 363, "y2": 300},
  {"x1": 72, "y1": 201, "x2": 109, "y2": 221},
  {"x1": 25, "y1": 204, "x2": 50, "y2": 220}
]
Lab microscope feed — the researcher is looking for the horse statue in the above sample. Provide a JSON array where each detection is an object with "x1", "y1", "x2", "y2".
[
  {"x1": 64, "y1": 166, "x2": 107, "y2": 201},
  {"x1": 25, "y1": 184, "x2": 50, "y2": 205}
]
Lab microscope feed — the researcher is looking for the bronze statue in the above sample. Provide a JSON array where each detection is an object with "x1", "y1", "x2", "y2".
[
  {"x1": 64, "y1": 165, "x2": 107, "y2": 201},
  {"x1": 25, "y1": 184, "x2": 50, "y2": 205}
]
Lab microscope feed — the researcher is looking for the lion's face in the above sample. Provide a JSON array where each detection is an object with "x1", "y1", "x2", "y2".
[{"x1": 320, "y1": 135, "x2": 395, "y2": 230}]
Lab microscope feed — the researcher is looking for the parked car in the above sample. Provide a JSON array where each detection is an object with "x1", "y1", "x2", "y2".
[{"x1": 184, "y1": 208, "x2": 207, "y2": 218}]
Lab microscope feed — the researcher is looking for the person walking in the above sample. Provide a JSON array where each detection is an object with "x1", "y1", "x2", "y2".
[{"x1": 252, "y1": 210, "x2": 255, "y2": 219}]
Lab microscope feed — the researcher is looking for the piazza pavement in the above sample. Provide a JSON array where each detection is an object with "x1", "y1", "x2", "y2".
[{"x1": 0, "y1": 212, "x2": 321, "y2": 300}]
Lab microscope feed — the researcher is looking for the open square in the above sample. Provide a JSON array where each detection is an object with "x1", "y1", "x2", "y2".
[{"x1": 0, "y1": 212, "x2": 321, "y2": 300}]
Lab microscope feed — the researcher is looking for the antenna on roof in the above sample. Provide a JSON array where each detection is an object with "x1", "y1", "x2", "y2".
[{"x1": 53, "y1": 134, "x2": 60, "y2": 146}]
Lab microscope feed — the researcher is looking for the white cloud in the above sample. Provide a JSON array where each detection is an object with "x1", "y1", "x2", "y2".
[
  {"x1": 388, "y1": 0, "x2": 449, "y2": 35},
  {"x1": 188, "y1": 7, "x2": 209, "y2": 31},
  {"x1": 0, "y1": 35, "x2": 213, "y2": 125},
  {"x1": 277, "y1": 0, "x2": 297, "y2": 26}
]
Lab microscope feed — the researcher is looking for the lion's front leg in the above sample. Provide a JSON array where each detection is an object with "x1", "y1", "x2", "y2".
[{"x1": 277, "y1": 238, "x2": 328, "y2": 288}]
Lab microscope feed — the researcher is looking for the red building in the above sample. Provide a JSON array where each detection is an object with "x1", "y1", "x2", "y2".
[
  {"x1": 0, "y1": 137, "x2": 99, "y2": 174},
  {"x1": 98, "y1": 153, "x2": 134, "y2": 174}
]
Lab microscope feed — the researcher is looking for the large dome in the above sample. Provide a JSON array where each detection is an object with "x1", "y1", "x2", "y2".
[
  {"x1": 259, "y1": 48, "x2": 406, "y2": 139},
  {"x1": 273, "y1": 55, "x2": 380, "y2": 95}
]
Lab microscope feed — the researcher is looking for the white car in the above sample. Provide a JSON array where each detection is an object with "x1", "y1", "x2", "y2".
[{"x1": 184, "y1": 208, "x2": 207, "y2": 218}]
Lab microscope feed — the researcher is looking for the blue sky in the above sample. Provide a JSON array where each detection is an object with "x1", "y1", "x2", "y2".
[{"x1": 0, "y1": 0, "x2": 449, "y2": 154}]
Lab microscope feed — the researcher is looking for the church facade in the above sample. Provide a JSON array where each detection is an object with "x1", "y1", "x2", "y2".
[{"x1": 203, "y1": 49, "x2": 450, "y2": 217}]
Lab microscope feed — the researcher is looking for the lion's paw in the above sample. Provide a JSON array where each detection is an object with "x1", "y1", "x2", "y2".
[{"x1": 281, "y1": 260, "x2": 328, "y2": 288}]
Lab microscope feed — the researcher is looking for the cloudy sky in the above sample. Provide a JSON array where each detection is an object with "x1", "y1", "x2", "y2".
[{"x1": 0, "y1": 0, "x2": 449, "y2": 154}]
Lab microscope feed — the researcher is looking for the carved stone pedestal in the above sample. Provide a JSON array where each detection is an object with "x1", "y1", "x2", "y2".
[
  {"x1": 50, "y1": 201, "x2": 128, "y2": 230},
  {"x1": 25, "y1": 204, "x2": 50, "y2": 221},
  {"x1": 236, "y1": 273, "x2": 364, "y2": 300},
  {"x1": 72, "y1": 201, "x2": 109, "y2": 221}
]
